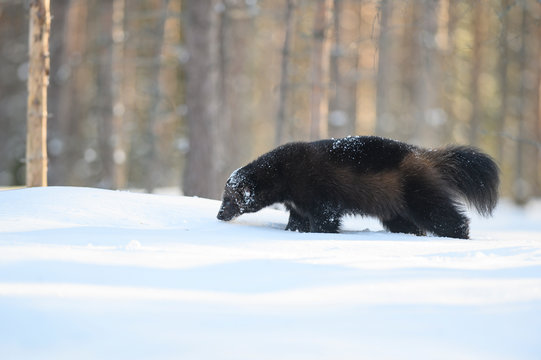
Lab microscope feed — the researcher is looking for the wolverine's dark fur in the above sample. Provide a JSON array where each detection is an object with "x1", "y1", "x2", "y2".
[{"x1": 216, "y1": 136, "x2": 499, "y2": 239}]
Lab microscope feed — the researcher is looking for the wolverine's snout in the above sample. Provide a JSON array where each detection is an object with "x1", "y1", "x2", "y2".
[{"x1": 217, "y1": 199, "x2": 240, "y2": 221}]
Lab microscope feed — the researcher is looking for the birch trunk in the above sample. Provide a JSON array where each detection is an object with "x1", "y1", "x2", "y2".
[{"x1": 26, "y1": 0, "x2": 51, "y2": 187}]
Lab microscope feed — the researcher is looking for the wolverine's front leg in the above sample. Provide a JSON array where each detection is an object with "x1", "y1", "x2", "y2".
[
  {"x1": 309, "y1": 205, "x2": 342, "y2": 233},
  {"x1": 285, "y1": 206, "x2": 310, "y2": 232}
]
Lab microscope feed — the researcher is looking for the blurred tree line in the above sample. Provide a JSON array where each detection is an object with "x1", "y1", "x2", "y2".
[{"x1": 1, "y1": 0, "x2": 540, "y2": 203}]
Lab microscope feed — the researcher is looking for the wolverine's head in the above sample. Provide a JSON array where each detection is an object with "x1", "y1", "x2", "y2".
[{"x1": 217, "y1": 167, "x2": 259, "y2": 221}]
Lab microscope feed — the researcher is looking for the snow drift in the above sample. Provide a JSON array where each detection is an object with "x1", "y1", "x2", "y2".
[{"x1": 1, "y1": 187, "x2": 540, "y2": 359}]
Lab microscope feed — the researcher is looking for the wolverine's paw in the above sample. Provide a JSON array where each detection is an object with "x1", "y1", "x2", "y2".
[
  {"x1": 382, "y1": 215, "x2": 426, "y2": 237},
  {"x1": 285, "y1": 209, "x2": 311, "y2": 232},
  {"x1": 285, "y1": 219, "x2": 310, "y2": 232}
]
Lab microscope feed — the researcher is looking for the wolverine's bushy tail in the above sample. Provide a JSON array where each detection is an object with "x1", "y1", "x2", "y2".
[{"x1": 428, "y1": 146, "x2": 500, "y2": 216}]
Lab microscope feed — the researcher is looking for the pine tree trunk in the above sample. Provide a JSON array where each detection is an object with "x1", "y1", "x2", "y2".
[
  {"x1": 496, "y1": 0, "x2": 510, "y2": 165},
  {"x1": 96, "y1": 2, "x2": 114, "y2": 188},
  {"x1": 535, "y1": 41, "x2": 541, "y2": 197},
  {"x1": 442, "y1": 0, "x2": 457, "y2": 143},
  {"x1": 145, "y1": 0, "x2": 169, "y2": 193},
  {"x1": 469, "y1": 0, "x2": 482, "y2": 146},
  {"x1": 53, "y1": 0, "x2": 88, "y2": 186},
  {"x1": 412, "y1": 0, "x2": 440, "y2": 146},
  {"x1": 375, "y1": 0, "x2": 392, "y2": 138},
  {"x1": 309, "y1": 0, "x2": 332, "y2": 140},
  {"x1": 111, "y1": 0, "x2": 127, "y2": 189},
  {"x1": 276, "y1": 0, "x2": 295, "y2": 146},
  {"x1": 217, "y1": 2, "x2": 255, "y2": 182},
  {"x1": 329, "y1": 0, "x2": 357, "y2": 138},
  {"x1": 26, "y1": 0, "x2": 51, "y2": 187},
  {"x1": 182, "y1": 0, "x2": 221, "y2": 199},
  {"x1": 514, "y1": 3, "x2": 529, "y2": 205}
]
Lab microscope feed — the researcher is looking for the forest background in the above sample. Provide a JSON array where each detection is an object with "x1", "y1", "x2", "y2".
[{"x1": 1, "y1": 0, "x2": 540, "y2": 204}]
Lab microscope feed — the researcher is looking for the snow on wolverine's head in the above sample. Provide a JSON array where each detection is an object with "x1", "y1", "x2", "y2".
[{"x1": 217, "y1": 167, "x2": 257, "y2": 221}]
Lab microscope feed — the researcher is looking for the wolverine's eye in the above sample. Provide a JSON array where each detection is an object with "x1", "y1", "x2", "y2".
[{"x1": 242, "y1": 187, "x2": 254, "y2": 206}]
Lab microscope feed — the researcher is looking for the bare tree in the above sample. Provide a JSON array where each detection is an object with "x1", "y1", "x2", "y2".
[
  {"x1": 375, "y1": 0, "x2": 393, "y2": 138},
  {"x1": 26, "y1": 0, "x2": 51, "y2": 187},
  {"x1": 469, "y1": 0, "x2": 483, "y2": 146},
  {"x1": 496, "y1": 0, "x2": 510, "y2": 165},
  {"x1": 536, "y1": 22, "x2": 541, "y2": 197},
  {"x1": 329, "y1": 0, "x2": 358, "y2": 138},
  {"x1": 309, "y1": 0, "x2": 333, "y2": 140},
  {"x1": 145, "y1": 0, "x2": 170, "y2": 193},
  {"x1": 52, "y1": 0, "x2": 88, "y2": 186},
  {"x1": 412, "y1": 0, "x2": 441, "y2": 146},
  {"x1": 513, "y1": 2, "x2": 527, "y2": 204},
  {"x1": 111, "y1": 0, "x2": 127, "y2": 189},
  {"x1": 441, "y1": 0, "x2": 458, "y2": 144},
  {"x1": 217, "y1": 1, "x2": 256, "y2": 181},
  {"x1": 276, "y1": 0, "x2": 296, "y2": 146},
  {"x1": 95, "y1": 1, "x2": 114, "y2": 188},
  {"x1": 182, "y1": 0, "x2": 221, "y2": 199}
]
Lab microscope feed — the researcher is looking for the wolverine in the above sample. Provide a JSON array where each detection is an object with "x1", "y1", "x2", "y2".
[{"x1": 217, "y1": 136, "x2": 499, "y2": 239}]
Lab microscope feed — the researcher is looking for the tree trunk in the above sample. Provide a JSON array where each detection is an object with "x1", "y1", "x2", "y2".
[
  {"x1": 53, "y1": 0, "x2": 88, "y2": 186},
  {"x1": 442, "y1": 0, "x2": 457, "y2": 143},
  {"x1": 26, "y1": 0, "x2": 51, "y2": 187},
  {"x1": 375, "y1": 0, "x2": 392, "y2": 138},
  {"x1": 514, "y1": 3, "x2": 529, "y2": 205},
  {"x1": 46, "y1": 0, "x2": 68, "y2": 186},
  {"x1": 96, "y1": 1, "x2": 114, "y2": 188},
  {"x1": 412, "y1": 0, "x2": 440, "y2": 146},
  {"x1": 111, "y1": 0, "x2": 127, "y2": 189},
  {"x1": 496, "y1": 0, "x2": 510, "y2": 165},
  {"x1": 182, "y1": 0, "x2": 221, "y2": 199},
  {"x1": 536, "y1": 38, "x2": 541, "y2": 197},
  {"x1": 469, "y1": 0, "x2": 482, "y2": 146},
  {"x1": 217, "y1": 2, "x2": 255, "y2": 183},
  {"x1": 309, "y1": 0, "x2": 332, "y2": 140},
  {"x1": 536, "y1": 21, "x2": 541, "y2": 197},
  {"x1": 276, "y1": 0, "x2": 295, "y2": 146},
  {"x1": 145, "y1": 0, "x2": 169, "y2": 193},
  {"x1": 328, "y1": 0, "x2": 357, "y2": 138}
]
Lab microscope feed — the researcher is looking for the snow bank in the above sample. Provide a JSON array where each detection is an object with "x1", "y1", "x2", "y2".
[{"x1": 1, "y1": 187, "x2": 540, "y2": 359}]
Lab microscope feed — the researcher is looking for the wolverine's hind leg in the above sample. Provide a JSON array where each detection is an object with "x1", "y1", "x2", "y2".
[
  {"x1": 382, "y1": 215, "x2": 426, "y2": 236},
  {"x1": 404, "y1": 175, "x2": 470, "y2": 239},
  {"x1": 413, "y1": 204, "x2": 470, "y2": 239}
]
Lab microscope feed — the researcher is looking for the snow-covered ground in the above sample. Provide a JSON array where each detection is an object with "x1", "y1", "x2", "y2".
[{"x1": 1, "y1": 186, "x2": 540, "y2": 360}]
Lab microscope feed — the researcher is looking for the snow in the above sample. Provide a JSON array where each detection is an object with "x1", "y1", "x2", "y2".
[
  {"x1": 226, "y1": 167, "x2": 244, "y2": 188},
  {"x1": 1, "y1": 186, "x2": 540, "y2": 360}
]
